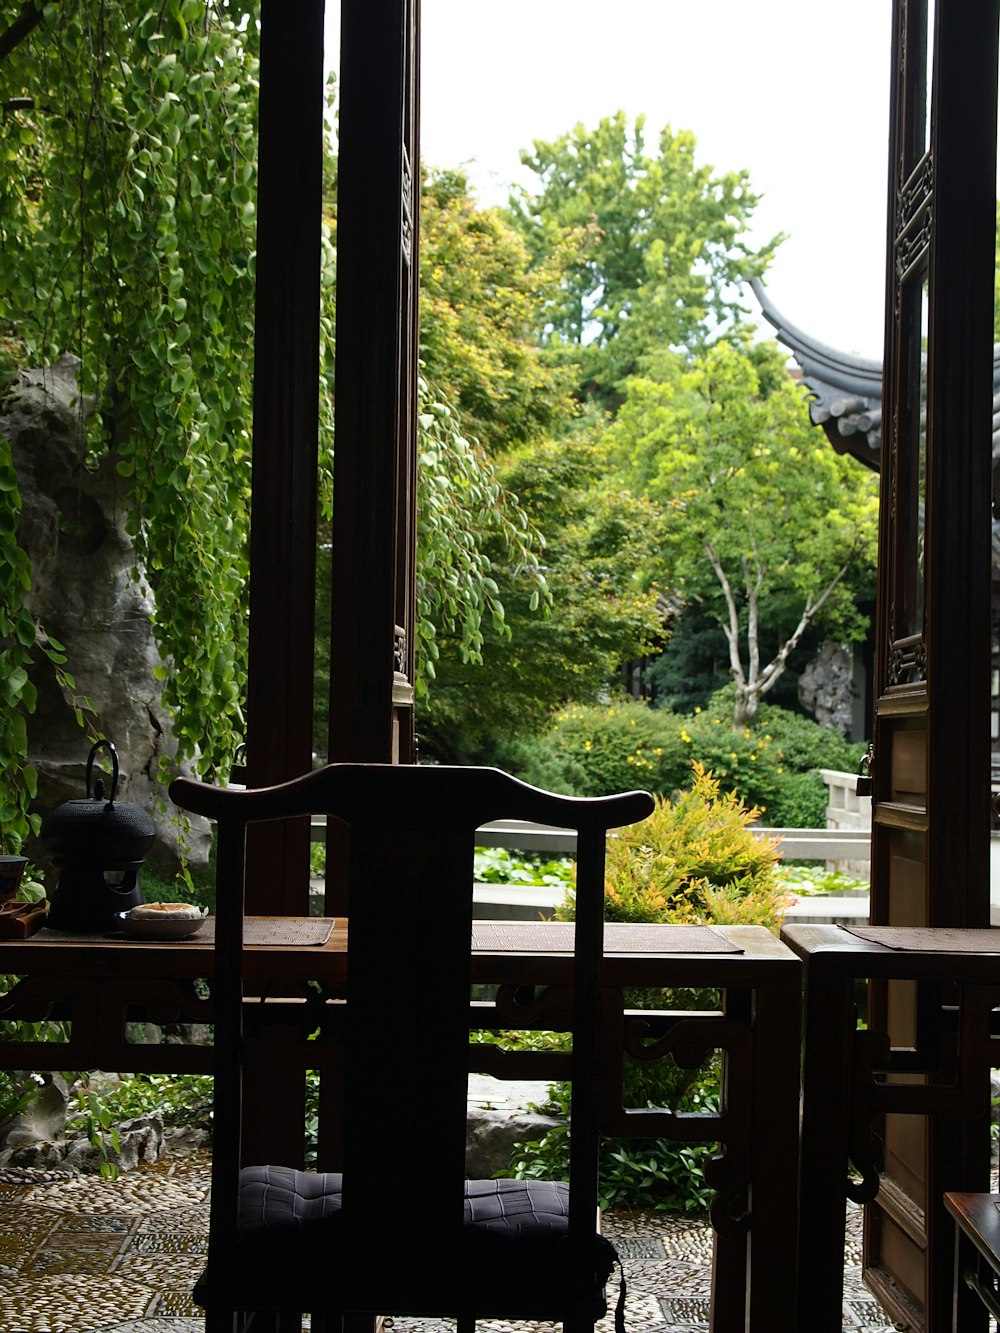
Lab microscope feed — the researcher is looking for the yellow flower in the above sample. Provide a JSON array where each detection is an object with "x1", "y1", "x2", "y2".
[
  {"x1": 680, "y1": 730, "x2": 691, "y2": 743},
  {"x1": 584, "y1": 740, "x2": 592, "y2": 751},
  {"x1": 694, "y1": 706, "x2": 701, "y2": 714}
]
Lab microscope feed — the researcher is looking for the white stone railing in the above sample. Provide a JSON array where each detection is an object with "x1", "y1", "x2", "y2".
[{"x1": 820, "y1": 767, "x2": 872, "y2": 833}]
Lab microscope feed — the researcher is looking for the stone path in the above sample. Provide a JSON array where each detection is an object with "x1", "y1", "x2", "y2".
[{"x1": 0, "y1": 1154, "x2": 895, "y2": 1333}]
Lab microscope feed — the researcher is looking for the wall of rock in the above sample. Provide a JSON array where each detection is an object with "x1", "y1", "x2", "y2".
[
  {"x1": 798, "y1": 640, "x2": 861, "y2": 739},
  {"x1": 1, "y1": 358, "x2": 210, "y2": 874}
]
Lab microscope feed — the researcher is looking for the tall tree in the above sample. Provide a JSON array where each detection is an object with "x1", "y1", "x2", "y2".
[
  {"x1": 417, "y1": 430, "x2": 668, "y2": 764},
  {"x1": 608, "y1": 340, "x2": 879, "y2": 728},
  {"x1": 511, "y1": 112, "x2": 782, "y2": 407},
  {"x1": 419, "y1": 168, "x2": 574, "y2": 451}
]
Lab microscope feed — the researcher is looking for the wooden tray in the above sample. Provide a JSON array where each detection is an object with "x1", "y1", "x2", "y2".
[{"x1": 0, "y1": 898, "x2": 49, "y2": 938}]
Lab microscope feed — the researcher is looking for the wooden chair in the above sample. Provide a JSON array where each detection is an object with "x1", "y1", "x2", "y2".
[{"x1": 169, "y1": 762, "x2": 654, "y2": 1333}]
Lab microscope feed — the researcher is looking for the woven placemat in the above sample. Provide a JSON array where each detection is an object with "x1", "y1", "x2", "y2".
[
  {"x1": 208, "y1": 918, "x2": 335, "y2": 946},
  {"x1": 472, "y1": 922, "x2": 741, "y2": 954},
  {"x1": 841, "y1": 925, "x2": 1000, "y2": 953},
  {"x1": 29, "y1": 918, "x2": 335, "y2": 947}
]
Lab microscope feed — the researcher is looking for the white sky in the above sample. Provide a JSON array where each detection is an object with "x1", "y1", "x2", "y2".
[{"x1": 326, "y1": 0, "x2": 894, "y2": 360}]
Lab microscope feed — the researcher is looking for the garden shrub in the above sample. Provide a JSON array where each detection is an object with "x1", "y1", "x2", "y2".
[
  {"x1": 521, "y1": 688, "x2": 865, "y2": 827},
  {"x1": 511, "y1": 1076, "x2": 720, "y2": 1215},
  {"x1": 565, "y1": 761, "x2": 786, "y2": 930},
  {"x1": 519, "y1": 697, "x2": 687, "y2": 797},
  {"x1": 661, "y1": 688, "x2": 864, "y2": 827}
]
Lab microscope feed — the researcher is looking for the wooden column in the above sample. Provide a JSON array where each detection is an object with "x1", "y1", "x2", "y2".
[
  {"x1": 864, "y1": 2, "x2": 999, "y2": 1326},
  {"x1": 244, "y1": 0, "x2": 325, "y2": 915},
  {"x1": 328, "y1": 0, "x2": 420, "y2": 774}
]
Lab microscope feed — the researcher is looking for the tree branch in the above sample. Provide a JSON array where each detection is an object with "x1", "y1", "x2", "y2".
[
  {"x1": 754, "y1": 556, "x2": 856, "y2": 702},
  {"x1": 742, "y1": 551, "x2": 763, "y2": 692},
  {"x1": 705, "y1": 540, "x2": 745, "y2": 686},
  {"x1": 0, "y1": 2, "x2": 46, "y2": 66}
]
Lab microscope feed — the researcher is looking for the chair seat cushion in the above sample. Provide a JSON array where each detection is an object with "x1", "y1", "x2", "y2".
[{"x1": 199, "y1": 1164, "x2": 620, "y2": 1321}]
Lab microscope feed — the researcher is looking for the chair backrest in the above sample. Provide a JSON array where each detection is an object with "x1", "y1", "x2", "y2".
[{"x1": 169, "y1": 763, "x2": 654, "y2": 1313}]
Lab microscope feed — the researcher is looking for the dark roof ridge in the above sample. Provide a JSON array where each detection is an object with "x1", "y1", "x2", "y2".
[{"x1": 750, "y1": 277, "x2": 882, "y2": 397}]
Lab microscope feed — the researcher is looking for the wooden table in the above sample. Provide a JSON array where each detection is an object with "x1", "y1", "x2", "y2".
[
  {"x1": 0, "y1": 919, "x2": 801, "y2": 1333},
  {"x1": 944, "y1": 1192, "x2": 1000, "y2": 1327},
  {"x1": 781, "y1": 922, "x2": 1000, "y2": 1332}
]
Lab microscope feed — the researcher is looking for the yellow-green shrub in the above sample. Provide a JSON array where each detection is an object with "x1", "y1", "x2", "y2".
[{"x1": 558, "y1": 761, "x2": 788, "y2": 931}]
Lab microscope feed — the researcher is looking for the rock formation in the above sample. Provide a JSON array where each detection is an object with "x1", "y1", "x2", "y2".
[
  {"x1": 1, "y1": 358, "x2": 210, "y2": 873},
  {"x1": 798, "y1": 640, "x2": 857, "y2": 737}
]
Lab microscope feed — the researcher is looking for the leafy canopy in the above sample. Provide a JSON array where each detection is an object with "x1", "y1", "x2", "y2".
[
  {"x1": 607, "y1": 340, "x2": 880, "y2": 726},
  {"x1": 416, "y1": 431, "x2": 668, "y2": 763},
  {"x1": 510, "y1": 112, "x2": 783, "y2": 405},
  {"x1": 420, "y1": 168, "x2": 573, "y2": 451}
]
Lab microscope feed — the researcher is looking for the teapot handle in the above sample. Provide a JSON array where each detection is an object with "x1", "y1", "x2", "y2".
[{"x1": 86, "y1": 739, "x2": 120, "y2": 805}]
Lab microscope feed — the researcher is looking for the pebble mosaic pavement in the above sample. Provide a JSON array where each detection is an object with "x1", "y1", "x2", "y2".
[{"x1": 0, "y1": 1155, "x2": 897, "y2": 1333}]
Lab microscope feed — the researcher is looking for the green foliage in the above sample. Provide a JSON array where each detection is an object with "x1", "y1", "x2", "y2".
[
  {"x1": 140, "y1": 849, "x2": 216, "y2": 910},
  {"x1": 521, "y1": 697, "x2": 686, "y2": 797},
  {"x1": 523, "y1": 692, "x2": 863, "y2": 827},
  {"x1": 0, "y1": 1, "x2": 260, "y2": 780},
  {"x1": 417, "y1": 434, "x2": 668, "y2": 760},
  {"x1": 66, "y1": 1071, "x2": 213, "y2": 1128},
  {"x1": 69, "y1": 1075, "x2": 123, "y2": 1178},
  {"x1": 644, "y1": 601, "x2": 826, "y2": 717},
  {"x1": 511, "y1": 1077, "x2": 719, "y2": 1215},
  {"x1": 0, "y1": 433, "x2": 40, "y2": 850},
  {"x1": 413, "y1": 379, "x2": 550, "y2": 687},
  {"x1": 778, "y1": 863, "x2": 868, "y2": 896},
  {"x1": 510, "y1": 112, "x2": 782, "y2": 406},
  {"x1": 660, "y1": 689, "x2": 864, "y2": 827},
  {"x1": 557, "y1": 761, "x2": 786, "y2": 930},
  {"x1": 606, "y1": 340, "x2": 879, "y2": 727},
  {"x1": 473, "y1": 1025, "x2": 718, "y2": 1213},
  {"x1": 420, "y1": 168, "x2": 573, "y2": 451},
  {"x1": 63, "y1": 1070, "x2": 213, "y2": 1177},
  {"x1": 12, "y1": 875, "x2": 45, "y2": 905},
  {"x1": 0, "y1": 423, "x2": 89, "y2": 850},
  {"x1": 316, "y1": 159, "x2": 555, "y2": 740},
  {"x1": 472, "y1": 847, "x2": 574, "y2": 889},
  {"x1": 507, "y1": 765, "x2": 787, "y2": 1214},
  {"x1": 0, "y1": 1066, "x2": 40, "y2": 1128}
]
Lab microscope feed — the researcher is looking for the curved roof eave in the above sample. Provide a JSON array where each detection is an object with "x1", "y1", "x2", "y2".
[{"x1": 750, "y1": 277, "x2": 883, "y2": 397}]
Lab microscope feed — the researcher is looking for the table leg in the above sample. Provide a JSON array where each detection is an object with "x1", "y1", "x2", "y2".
[
  {"x1": 745, "y1": 973, "x2": 801, "y2": 1333},
  {"x1": 795, "y1": 954, "x2": 855, "y2": 1331}
]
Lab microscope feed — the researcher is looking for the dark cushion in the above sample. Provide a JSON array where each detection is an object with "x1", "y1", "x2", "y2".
[{"x1": 199, "y1": 1164, "x2": 621, "y2": 1323}]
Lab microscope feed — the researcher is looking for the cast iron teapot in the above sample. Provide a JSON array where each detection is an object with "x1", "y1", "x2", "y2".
[
  {"x1": 41, "y1": 738, "x2": 156, "y2": 931},
  {"x1": 41, "y1": 739, "x2": 157, "y2": 862}
]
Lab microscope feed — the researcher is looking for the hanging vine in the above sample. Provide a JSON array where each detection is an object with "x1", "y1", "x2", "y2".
[{"x1": 0, "y1": 0, "x2": 260, "y2": 793}]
